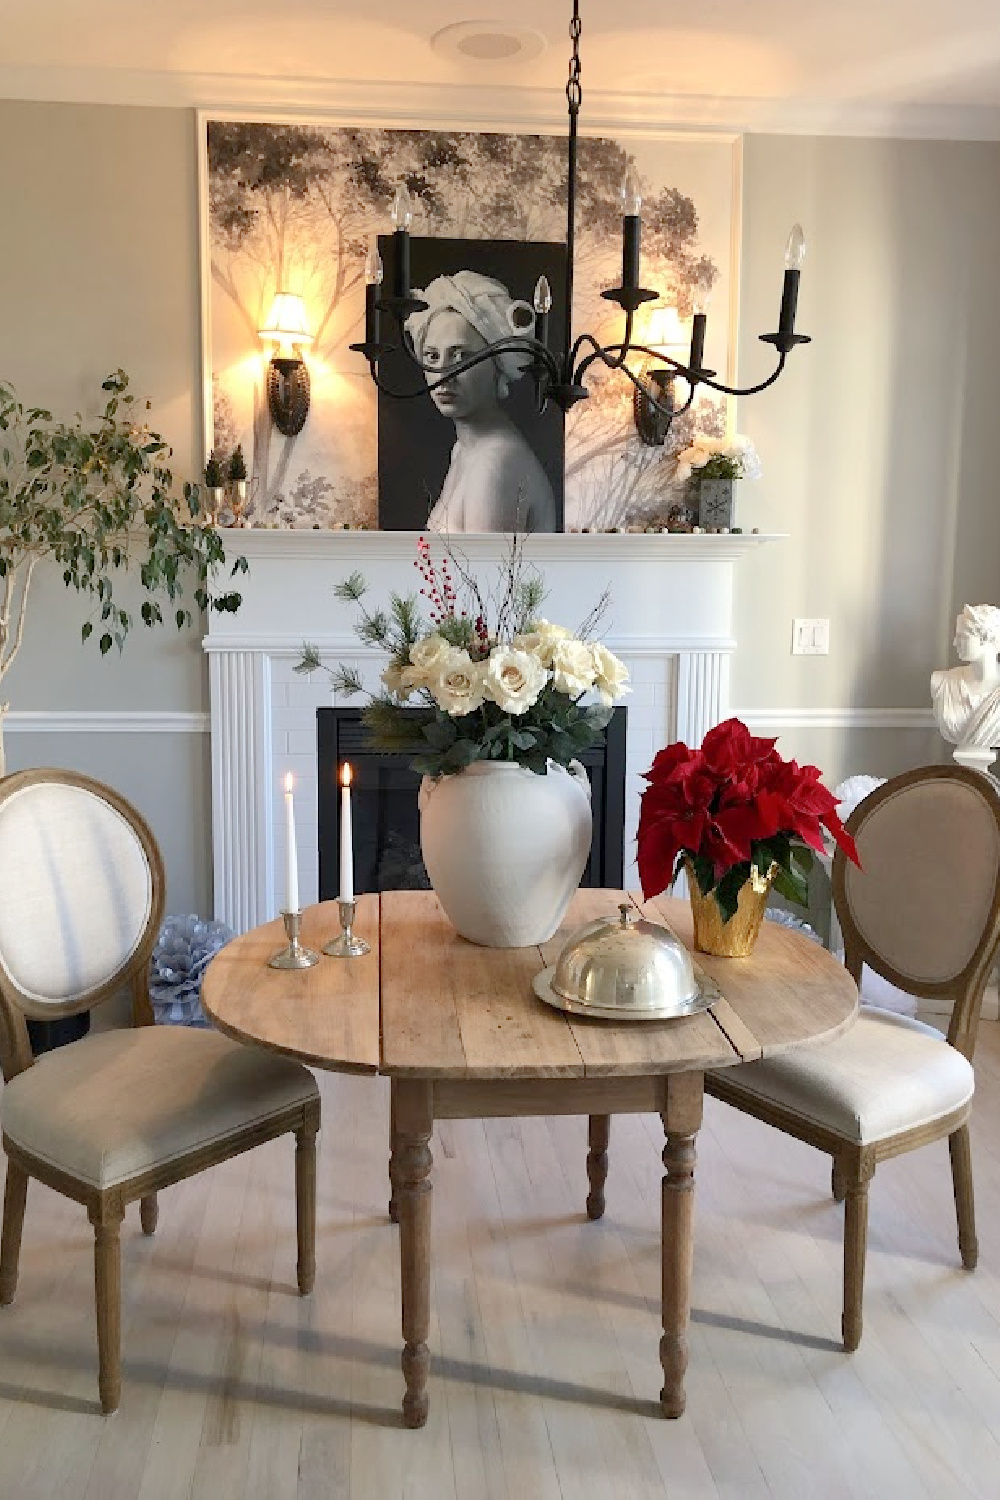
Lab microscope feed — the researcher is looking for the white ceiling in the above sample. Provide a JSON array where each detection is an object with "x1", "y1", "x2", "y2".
[{"x1": 4, "y1": 0, "x2": 1000, "y2": 137}]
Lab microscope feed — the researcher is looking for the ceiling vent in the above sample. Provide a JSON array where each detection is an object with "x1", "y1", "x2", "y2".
[{"x1": 430, "y1": 21, "x2": 547, "y2": 65}]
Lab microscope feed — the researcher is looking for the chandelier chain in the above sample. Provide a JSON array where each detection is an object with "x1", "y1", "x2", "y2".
[{"x1": 566, "y1": 0, "x2": 582, "y2": 114}]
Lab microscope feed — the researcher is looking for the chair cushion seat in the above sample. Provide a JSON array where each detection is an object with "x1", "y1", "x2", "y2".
[
  {"x1": 1, "y1": 1026, "x2": 319, "y2": 1190},
  {"x1": 713, "y1": 1006, "x2": 974, "y2": 1145}
]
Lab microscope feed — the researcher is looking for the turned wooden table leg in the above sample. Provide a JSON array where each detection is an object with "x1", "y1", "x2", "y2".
[
  {"x1": 395, "y1": 1078, "x2": 433, "y2": 1428},
  {"x1": 586, "y1": 1114, "x2": 610, "y2": 1220},
  {"x1": 660, "y1": 1072, "x2": 704, "y2": 1419},
  {"x1": 388, "y1": 1077, "x2": 400, "y2": 1224}
]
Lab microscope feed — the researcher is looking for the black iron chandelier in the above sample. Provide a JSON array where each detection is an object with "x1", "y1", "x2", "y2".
[{"x1": 350, "y1": 0, "x2": 810, "y2": 436}]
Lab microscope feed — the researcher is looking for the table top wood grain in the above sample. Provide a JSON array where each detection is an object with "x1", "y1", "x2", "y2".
[
  {"x1": 201, "y1": 896, "x2": 381, "y2": 1074},
  {"x1": 201, "y1": 889, "x2": 857, "y2": 1081}
]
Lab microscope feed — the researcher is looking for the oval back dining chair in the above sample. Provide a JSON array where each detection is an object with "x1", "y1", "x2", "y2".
[
  {"x1": 705, "y1": 763, "x2": 1000, "y2": 1350},
  {"x1": 0, "y1": 768, "x2": 321, "y2": 1413}
]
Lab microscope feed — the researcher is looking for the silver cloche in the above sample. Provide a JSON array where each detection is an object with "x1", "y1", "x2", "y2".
[{"x1": 533, "y1": 903, "x2": 718, "y2": 1022}]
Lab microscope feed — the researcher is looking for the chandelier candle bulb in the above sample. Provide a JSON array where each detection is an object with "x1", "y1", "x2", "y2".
[
  {"x1": 283, "y1": 772, "x2": 299, "y2": 914},
  {"x1": 365, "y1": 242, "x2": 383, "y2": 345},
  {"x1": 340, "y1": 762, "x2": 355, "y2": 904},
  {"x1": 688, "y1": 312, "x2": 707, "y2": 373},
  {"x1": 621, "y1": 171, "x2": 642, "y2": 290},
  {"x1": 533, "y1": 274, "x2": 552, "y2": 350},
  {"x1": 391, "y1": 185, "x2": 413, "y2": 299},
  {"x1": 779, "y1": 224, "x2": 806, "y2": 339}
]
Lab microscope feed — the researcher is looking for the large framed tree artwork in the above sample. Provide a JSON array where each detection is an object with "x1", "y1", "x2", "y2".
[{"x1": 200, "y1": 117, "x2": 739, "y2": 532}]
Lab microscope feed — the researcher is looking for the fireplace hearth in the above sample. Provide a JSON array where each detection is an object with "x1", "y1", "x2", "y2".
[{"x1": 317, "y1": 707, "x2": 627, "y2": 900}]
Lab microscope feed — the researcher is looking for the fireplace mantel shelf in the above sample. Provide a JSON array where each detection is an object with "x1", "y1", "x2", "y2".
[{"x1": 216, "y1": 528, "x2": 785, "y2": 563}]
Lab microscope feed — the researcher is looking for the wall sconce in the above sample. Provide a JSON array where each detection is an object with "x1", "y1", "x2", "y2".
[
  {"x1": 258, "y1": 293, "x2": 313, "y2": 436},
  {"x1": 633, "y1": 305, "x2": 687, "y2": 447}
]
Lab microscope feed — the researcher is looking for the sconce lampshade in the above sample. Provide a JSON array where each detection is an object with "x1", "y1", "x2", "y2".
[
  {"x1": 641, "y1": 305, "x2": 686, "y2": 355},
  {"x1": 259, "y1": 293, "x2": 313, "y2": 437},
  {"x1": 633, "y1": 304, "x2": 687, "y2": 447},
  {"x1": 258, "y1": 293, "x2": 314, "y2": 357}
]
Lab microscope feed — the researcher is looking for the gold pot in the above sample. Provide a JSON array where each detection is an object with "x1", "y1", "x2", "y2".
[{"x1": 685, "y1": 859, "x2": 777, "y2": 958}]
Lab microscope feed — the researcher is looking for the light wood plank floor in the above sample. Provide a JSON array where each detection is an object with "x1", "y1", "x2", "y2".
[{"x1": 3, "y1": 1023, "x2": 1000, "y2": 1499}]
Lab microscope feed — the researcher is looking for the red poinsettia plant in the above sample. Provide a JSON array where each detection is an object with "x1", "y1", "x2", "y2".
[{"x1": 637, "y1": 718, "x2": 861, "y2": 924}]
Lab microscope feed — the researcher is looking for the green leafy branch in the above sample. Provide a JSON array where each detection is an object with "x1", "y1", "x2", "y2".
[{"x1": 0, "y1": 371, "x2": 247, "y2": 696}]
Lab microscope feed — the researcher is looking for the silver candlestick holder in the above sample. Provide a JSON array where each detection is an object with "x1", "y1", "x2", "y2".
[
  {"x1": 323, "y1": 898, "x2": 371, "y2": 958},
  {"x1": 268, "y1": 909, "x2": 320, "y2": 969}
]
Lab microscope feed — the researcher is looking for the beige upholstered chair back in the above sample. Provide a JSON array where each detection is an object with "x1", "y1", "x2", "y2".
[
  {"x1": 0, "y1": 770, "x2": 165, "y2": 1069},
  {"x1": 832, "y1": 765, "x2": 1000, "y2": 1057}
]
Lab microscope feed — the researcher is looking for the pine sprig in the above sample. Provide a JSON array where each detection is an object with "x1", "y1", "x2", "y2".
[
  {"x1": 329, "y1": 664, "x2": 365, "y2": 697},
  {"x1": 294, "y1": 642, "x2": 323, "y2": 675},
  {"x1": 332, "y1": 572, "x2": 366, "y2": 603}
]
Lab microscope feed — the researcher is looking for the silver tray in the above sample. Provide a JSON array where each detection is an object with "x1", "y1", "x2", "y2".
[{"x1": 532, "y1": 964, "x2": 720, "y2": 1022}]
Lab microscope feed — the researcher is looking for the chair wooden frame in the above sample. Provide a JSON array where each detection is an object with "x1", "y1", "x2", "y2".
[
  {"x1": 0, "y1": 768, "x2": 320, "y2": 1414},
  {"x1": 704, "y1": 764, "x2": 1000, "y2": 1350}
]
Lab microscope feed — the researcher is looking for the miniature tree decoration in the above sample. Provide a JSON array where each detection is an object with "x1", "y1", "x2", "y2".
[
  {"x1": 204, "y1": 453, "x2": 225, "y2": 488},
  {"x1": 0, "y1": 370, "x2": 248, "y2": 776},
  {"x1": 227, "y1": 444, "x2": 247, "y2": 484}
]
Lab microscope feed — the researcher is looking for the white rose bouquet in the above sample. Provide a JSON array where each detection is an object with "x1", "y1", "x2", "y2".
[
  {"x1": 297, "y1": 537, "x2": 629, "y2": 778},
  {"x1": 673, "y1": 432, "x2": 762, "y2": 488}
]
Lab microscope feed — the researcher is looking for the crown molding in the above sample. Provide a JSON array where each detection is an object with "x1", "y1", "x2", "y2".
[{"x1": 2, "y1": 65, "x2": 1000, "y2": 141}]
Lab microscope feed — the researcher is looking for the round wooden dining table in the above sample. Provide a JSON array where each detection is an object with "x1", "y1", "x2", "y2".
[{"x1": 202, "y1": 887, "x2": 858, "y2": 1428}]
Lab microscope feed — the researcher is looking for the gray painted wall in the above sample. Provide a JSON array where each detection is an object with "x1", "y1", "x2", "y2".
[{"x1": 2, "y1": 101, "x2": 998, "y2": 912}]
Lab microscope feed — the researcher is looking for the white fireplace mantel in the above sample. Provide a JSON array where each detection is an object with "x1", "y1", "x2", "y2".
[{"x1": 204, "y1": 529, "x2": 780, "y2": 932}]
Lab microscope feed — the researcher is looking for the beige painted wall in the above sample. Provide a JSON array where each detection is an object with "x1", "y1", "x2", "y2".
[
  {"x1": 2, "y1": 101, "x2": 998, "y2": 909},
  {"x1": 0, "y1": 100, "x2": 211, "y2": 910},
  {"x1": 733, "y1": 133, "x2": 1000, "y2": 776}
]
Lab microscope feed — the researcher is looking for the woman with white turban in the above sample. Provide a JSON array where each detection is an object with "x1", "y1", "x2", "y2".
[{"x1": 405, "y1": 270, "x2": 557, "y2": 533}]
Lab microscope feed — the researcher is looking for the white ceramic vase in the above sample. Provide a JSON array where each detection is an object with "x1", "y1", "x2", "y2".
[{"x1": 418, "y1": 760, "x2": 593, "y2": 947}]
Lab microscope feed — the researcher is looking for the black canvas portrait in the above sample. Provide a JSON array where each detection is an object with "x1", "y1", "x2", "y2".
[{"x1": 377, "y1": 238, "x2": 566, "y2": 532}]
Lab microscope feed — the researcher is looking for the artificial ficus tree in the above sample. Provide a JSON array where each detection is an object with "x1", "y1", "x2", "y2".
[{"x1": 0, "y1": 369, "x2": 247, "y2": 776}]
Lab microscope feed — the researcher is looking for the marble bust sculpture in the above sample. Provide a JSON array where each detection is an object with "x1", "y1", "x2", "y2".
[{"x1": 930, "y1": 604, "x2": 1000, "y2": 774}]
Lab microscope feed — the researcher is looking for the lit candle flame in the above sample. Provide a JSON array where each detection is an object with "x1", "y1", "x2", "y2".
[
  {"x1": 284, "y1": 772, "x2": 294, "y2": 794},
  {"x1": 341, "y1": 762, "x2": 352, "y2": 789}
]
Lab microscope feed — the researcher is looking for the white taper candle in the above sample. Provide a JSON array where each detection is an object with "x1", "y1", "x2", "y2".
[
  {"x1": 284, "y1": 772, "x2": 299, "y2": 913},
  {"x1": 340, "y1": 762, "x2": 355, "y2": 902}
]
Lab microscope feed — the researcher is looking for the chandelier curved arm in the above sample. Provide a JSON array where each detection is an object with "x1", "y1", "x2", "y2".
[
  {"x1": 387, "y1": 326, "x2": 562, "y2": 392},
  {"x1": 574, "y1": 339, "x2": 788, "y2": 401},
  {"x1": 687, "y1": 351, "x2": 788, "y2": 398},
  {"x1": 569, "y1": 334, "x2": 695, "y2": 418},
  {"x1": 573, "y1": 338, "x2": 685, "y2": 384},
  {"x1": 366, "y1": 365, "x2": 445, "y2": 400},
  {"x1": 567, "y1": 308, "x2": 636, "y2": 377}
]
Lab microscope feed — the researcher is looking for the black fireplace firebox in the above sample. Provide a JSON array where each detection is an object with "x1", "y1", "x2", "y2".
[{"x1": 317, "y1": 707, "x2": 627, "y2": 900}]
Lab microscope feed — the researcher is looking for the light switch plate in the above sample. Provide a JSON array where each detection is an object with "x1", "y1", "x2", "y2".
[{"x1": 792, "y1": 618, "x2": 830, "y2": 655}]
